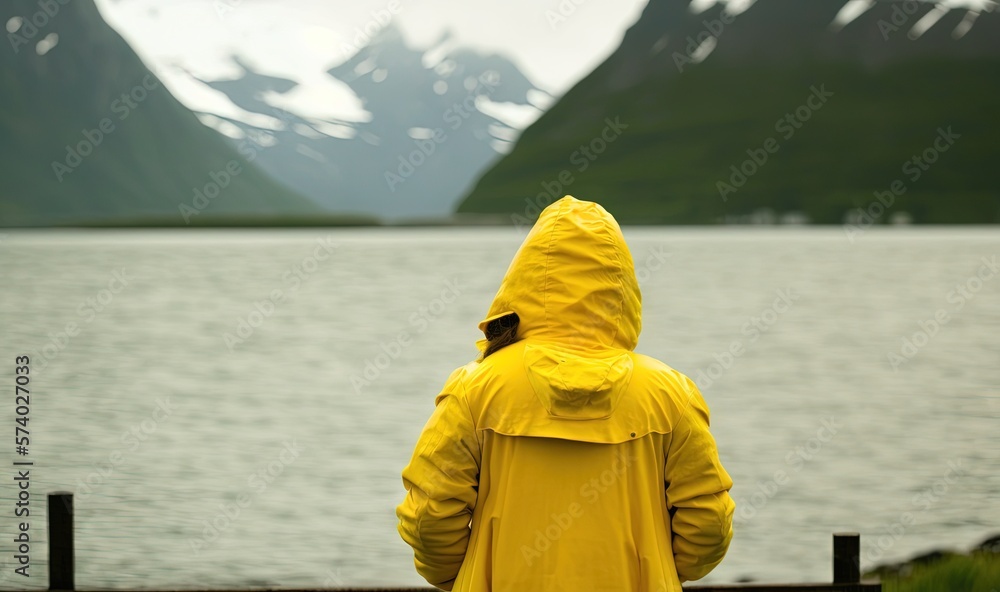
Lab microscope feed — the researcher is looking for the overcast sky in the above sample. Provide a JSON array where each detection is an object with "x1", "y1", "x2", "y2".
[
  {"x1": 92, "y1": 0, "x2": 648, "y2": 124},
  {"x1": 90, "y1": 0, "x2": 994, "y2": 127}
]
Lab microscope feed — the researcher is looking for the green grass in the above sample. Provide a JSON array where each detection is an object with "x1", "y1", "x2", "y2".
[{"x1": 874, "y1": 553, "x2": 1000, "y2": 592}]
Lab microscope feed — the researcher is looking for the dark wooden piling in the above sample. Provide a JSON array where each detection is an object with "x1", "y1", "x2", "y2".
[
  {"x1": 48, "y1": 492, "x2": 75, "y2": 591},
  {"x1": 41, "y1": 490, "x2": 879, "y2": 591},
  {"x1": 833, "y1": 532, "x2": 861, "y2": 584}
]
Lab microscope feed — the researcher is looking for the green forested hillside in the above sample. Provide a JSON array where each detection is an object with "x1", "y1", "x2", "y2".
[
  {"x1": 458, "y1": 0, "x2": 1000, "y2": 224},
  {"x1": 0, "y1": 0, "x2": 321, "y2": 226}
]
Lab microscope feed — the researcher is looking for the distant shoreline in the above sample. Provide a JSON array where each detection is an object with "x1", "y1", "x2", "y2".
[{"x1": 3, "y1": 215, "x2": 1000, "y2": 229}]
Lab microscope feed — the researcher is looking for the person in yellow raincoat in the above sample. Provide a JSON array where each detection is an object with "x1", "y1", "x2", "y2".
[{"x1": 397, "y1": 196, "x2": 735, "y2": 591}]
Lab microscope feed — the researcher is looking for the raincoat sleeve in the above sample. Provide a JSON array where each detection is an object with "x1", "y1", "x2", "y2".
[
  {"x1": 664, "y1": 378, "x2": 735, "y2": 582},
  {"x1": 396, "y1": 366, "x2": 481, "y2": 590}
]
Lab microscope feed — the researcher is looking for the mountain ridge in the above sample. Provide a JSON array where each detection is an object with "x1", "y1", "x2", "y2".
[
  {"x1": 457, "y1": 0, "x2": 1000, "y2": 224},
  {"x1": 0, "y1": 0, "x2": 322, "y2": 227}
]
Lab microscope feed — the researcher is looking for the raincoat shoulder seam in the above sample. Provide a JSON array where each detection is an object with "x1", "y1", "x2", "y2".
[{"x1": 451, "y1": 361, "x2": 485, "y2": 470}]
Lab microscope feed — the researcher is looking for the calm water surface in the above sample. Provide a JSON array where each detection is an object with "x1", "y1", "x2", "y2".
[{"x1": 0, "y1": 227, "x2": 998, "y2": 589}]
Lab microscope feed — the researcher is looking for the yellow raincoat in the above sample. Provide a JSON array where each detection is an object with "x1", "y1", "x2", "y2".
[{"x1": 397, "y1": 196, "x2": 734, "y2": 591}]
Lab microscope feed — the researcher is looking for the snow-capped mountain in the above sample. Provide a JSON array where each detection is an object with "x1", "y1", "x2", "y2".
[{"x1": 190, "y1": 25, "x2": 549, "y2": 220}]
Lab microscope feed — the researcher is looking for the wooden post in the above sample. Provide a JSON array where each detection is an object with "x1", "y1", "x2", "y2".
[
  {"x1": 833, "y1": 532, "x2": 861, "y2": 584},
  {"x1": 48, "y1": 492, "x2": 74, "y2": 591}
]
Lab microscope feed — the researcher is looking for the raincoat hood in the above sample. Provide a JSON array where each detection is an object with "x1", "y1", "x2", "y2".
[{"x1": 478, "y1": 195, "x2": 642, "y2": 352}]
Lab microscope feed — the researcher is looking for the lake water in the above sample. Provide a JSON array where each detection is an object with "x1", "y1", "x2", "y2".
[{"x1": 0, "y1": 227, "x2": 998, "y2": 589}]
